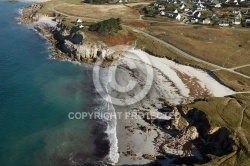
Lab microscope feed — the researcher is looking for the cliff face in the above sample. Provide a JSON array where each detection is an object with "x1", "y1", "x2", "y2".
[
  {"x1": 33, "y1": 20, "x2": 121, "y2": 64},
  {"x1": 52, "y1": 24, "x2": 119, "y2": 62}
]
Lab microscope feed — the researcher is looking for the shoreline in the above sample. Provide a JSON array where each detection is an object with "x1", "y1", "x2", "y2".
[
  {"x1": 17, "y1": 4, "x2": 238, "y2": 165},
  {"x1": 17, "y1": 8, "x2": 120, "y2": 165}
]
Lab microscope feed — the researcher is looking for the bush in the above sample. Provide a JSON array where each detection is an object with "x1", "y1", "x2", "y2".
[{"x1": 89, "y1": 18, "x2": 122, "y2": 36}]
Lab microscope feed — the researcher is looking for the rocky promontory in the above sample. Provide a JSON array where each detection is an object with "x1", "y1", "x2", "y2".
[
  {"x1": 19, "y1": 4, "x2": 121, "y2": 65},
  {"x1": 34, "y1": 22, "x2": 121, "y2": 64}
]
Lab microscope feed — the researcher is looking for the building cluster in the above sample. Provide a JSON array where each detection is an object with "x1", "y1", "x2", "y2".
[{"x1": 151, "y1": 0, "x2": 250, "y2": 27}]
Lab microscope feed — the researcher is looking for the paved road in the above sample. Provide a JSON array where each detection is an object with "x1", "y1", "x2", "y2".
[{"x1": 51, "y1": 3, "x2": 250, "y2": 79}]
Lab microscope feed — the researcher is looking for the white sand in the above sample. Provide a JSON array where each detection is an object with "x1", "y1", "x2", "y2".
[
  {"x1": 123, "y1": 49, "x2": 235, "y2": 99},
  {"x1": 113, "y1": 49, "x2": 235, "y2": 165}
]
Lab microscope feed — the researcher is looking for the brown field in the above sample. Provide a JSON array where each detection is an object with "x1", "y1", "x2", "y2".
[
  {"x1": 123, "y1": 21, "x2": 146, "y2": 28},
  {"x1": 146, "y1": 24, "x2": 250, "y2": 68},
  {"x1": 85, "y1": 29, "x2": 136, "y2": 46},
  {"x1": 55, "y1": 3, "x2": 140, "y2": 20},
  {"x1": 236, "y1": 67, "x2": 250, "y2": 77}
]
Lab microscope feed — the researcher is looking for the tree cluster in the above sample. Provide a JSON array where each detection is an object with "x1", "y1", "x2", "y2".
[{"x1": 89, "y1": 18, "x2": 122, "y2": 36}]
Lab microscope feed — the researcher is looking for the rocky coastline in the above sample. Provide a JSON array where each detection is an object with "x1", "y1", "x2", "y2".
[
  {"x1": 35, "y1": 23, "x2": 121, "y2": 65},
  {"x1": 19, "y1": 4, "x2": 122, "y2": 67}
]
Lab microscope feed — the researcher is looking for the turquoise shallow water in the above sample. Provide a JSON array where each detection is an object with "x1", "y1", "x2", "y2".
[{"x1": 0, "y1": 2, "x2": 107, "y2": 165}]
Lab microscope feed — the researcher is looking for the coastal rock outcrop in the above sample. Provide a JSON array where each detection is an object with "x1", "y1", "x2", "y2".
[
  {"x1": 51, "y1": 24, "x2": 120, "y2": 62},
  {"x1": 19, "y1": 4, "x2": 43, "y2": 24},
  {"x1": 32, "y1": 21, "x2": 121, "y2": 63},
  {"x1": 177, "y1": 126, "x2": 199, "y2": 142}
]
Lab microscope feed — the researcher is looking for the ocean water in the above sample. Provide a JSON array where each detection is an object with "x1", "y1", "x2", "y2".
[{"x1": 0, "y1": 1, "x2": 115, "y2": 165}]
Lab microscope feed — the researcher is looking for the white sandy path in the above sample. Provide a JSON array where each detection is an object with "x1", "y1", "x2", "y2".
[{"x1": 124, "y1": 49, "x2": 235, "y2": 97}]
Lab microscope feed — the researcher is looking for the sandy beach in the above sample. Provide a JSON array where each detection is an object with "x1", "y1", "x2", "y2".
[{"x1": 109, "y1": 49, "x2": 235, "y2": 165}]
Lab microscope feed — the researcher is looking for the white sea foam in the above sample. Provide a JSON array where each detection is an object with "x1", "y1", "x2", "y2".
[{"x1": 98, "y1": 69, "x2": 119, "y2": 164}]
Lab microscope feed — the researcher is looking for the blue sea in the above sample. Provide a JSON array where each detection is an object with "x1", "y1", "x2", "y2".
[{"x1": 0, "y1": 1, "x2": 116, "y2": 165}]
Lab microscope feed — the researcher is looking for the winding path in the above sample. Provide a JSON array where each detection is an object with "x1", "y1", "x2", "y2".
[{"x1": 51, "y1": 3, "x2": 250, "y2": 80}]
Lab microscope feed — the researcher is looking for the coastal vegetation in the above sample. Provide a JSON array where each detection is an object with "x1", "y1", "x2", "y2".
[{"x1": 89, "y1": 18, "x2": 122, "y2": 36}]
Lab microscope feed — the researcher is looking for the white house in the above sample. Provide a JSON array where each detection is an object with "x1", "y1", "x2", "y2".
[
  {"x1": 219, "y1": 20, "x2": 229, "y2": 26},
  {"x1": 167, "y1": 13, "x2": 181, "y2": 20},
  {"x1": 201, "y1": 18, "x2": 211, "y2": 24},
  {"x1": 246, "y1": 19, "x2": 250, "y2": 23},
  {"x1": 76, "y1": 18, "x2": 82, "y2": 23},
  {"x1": 179, "y1": 3, "x2": 186, "y2": 10},
  {"x1": 175, "y1": 13, "x2": 181, "y2": 20},
  {"x1": 233, "y1": 17, "x2": 241, "y2": 24},
  {"x1": 173, "y1": 9, "x2": 178, "y2": 13},
  {"x1": 215, "y1": 3, "x2": 222, "y2": 8},
  {"x1": 160, "y1": 11, "x2": 166, "y2": 16},
  {"x1": 194, "y1": 11, "x2": 201, "y2": 18},
  {"x1": 194, "y1": 3, "x2": 206, "y2": 11},
  {"x1": 191, "y1": 17, "x2": 199, "y2": 23}
]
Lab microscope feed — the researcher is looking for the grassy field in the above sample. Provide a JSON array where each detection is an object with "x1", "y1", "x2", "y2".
[
  {"x1": 54, "y1": 3, "x2": 140, "y2": 20},
  {"x1": 145, "y1": 24, "x2": 250, "y2": 68},
  {"x1": 185, "y1": 94, "x2": 250, "y2": 166},
  {"x1": 236, "y1": 67, "x2": 250, "y2": 77}
]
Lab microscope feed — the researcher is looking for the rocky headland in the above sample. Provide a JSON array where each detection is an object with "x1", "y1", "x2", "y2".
[{"x1": 19, "y1": 4, "x2": 122, "y2": 66}]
